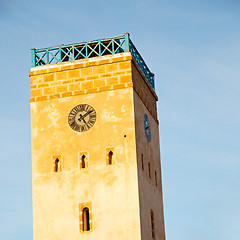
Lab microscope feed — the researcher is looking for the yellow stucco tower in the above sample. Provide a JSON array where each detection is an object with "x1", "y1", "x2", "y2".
[{"x1": 29, "y1": 33, "x2": 165, "y2": 240}]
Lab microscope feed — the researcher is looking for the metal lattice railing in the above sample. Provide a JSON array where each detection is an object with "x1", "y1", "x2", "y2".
[
  {"x1": 31, "y1": 33, "x2": 155, "y2": 89},
  {"x1": 129, "y1": 39, "x2": 155, "y2": 89}
]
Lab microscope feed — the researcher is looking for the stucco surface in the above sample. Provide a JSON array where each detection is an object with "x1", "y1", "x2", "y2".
[{"x1": 31, "y1": 88, "x2": 142, "y2": 240}]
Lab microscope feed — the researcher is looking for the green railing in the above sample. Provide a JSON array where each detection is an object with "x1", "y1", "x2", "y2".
[{"x1": 31, "y1": 33, "x2": 155, "y2": 89}]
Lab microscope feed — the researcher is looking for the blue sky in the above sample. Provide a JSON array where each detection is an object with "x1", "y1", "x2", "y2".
[{"x1": 0, "y1": 0, "x2": 240, "y2": 239}]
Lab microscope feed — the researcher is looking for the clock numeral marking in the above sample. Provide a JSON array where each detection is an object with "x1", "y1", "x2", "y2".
[
  {"x1": 70, "y1": 122, "x2": 80, "y2": 131},
  {"x1": 89, "y1": 118, "x2": 95, "y2": 124},
  {"x1": 73, "y1": 106, "x2": 80, "y2": 112},
  {"x1": 80, "y1": 104, "x2": 86, "y2": 111},
  {"x1": 68, "y1": 120, "x2": 74, "y2": 125},
  {"x1": 90, "y1": 117, "x2": 96, "y2": 121},
  {"x1": 69, "y1": 115, "x2": 75, "y2": 120},
  {"x1": 89, "y1": 113, "x2": 96, "y2": 118},
  {"x1": 87, "y1": 123, "x2": 92, "y2": 128},
  {"x1": 85, "y1": 105, "x2": 90, "y2": 111}
]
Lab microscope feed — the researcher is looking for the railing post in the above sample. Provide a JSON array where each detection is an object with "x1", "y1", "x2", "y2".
[
  {"x1": 73, "y1": 46, "x2": 76, "y2": 60},
  {"x1": 99, "y1": 41, "x2": 102, "y2": 56},
  {"x1": 31, "y1": 48, "x2": 36, "y2": 67},
  {"x1": 124, "y1": 32, "x2": 130, "y2": 52},
  {"x1": 47, "y1": 50, "x2": 49, "y2": 64},
  {"x1": 85, "y1": 45, "x2": 88, "y2": 58},
  {"x1": 60, "y1": 46, "x2": 63, "y2": 62}
]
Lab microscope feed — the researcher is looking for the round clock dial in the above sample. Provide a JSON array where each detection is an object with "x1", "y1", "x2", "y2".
[
  {"x1": 144, "y1": 114, "x2": 151, "y2": 142},
  {"x1": 68, "y1": 104, "x2": 96, "y2": 132}
]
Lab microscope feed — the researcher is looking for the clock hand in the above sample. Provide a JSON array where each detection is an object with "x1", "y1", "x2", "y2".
[
  {"x1": 83, "y1": 109, "x2": 93, "y2": 118},
  {"x1": 78, "y1": 110, "x2": 94, "y2": 121},
  {"x1": 78, "y1": 114, "x2": 87, "y2": 123}
]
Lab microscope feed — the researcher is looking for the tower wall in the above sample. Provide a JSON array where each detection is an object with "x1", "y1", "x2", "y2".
[
  {"x1": 30, "y1": 53, "x2": 142, "y2": 240},
  {"x1": 132, "y1": 62, "x2": 165, "y2": 240},
  {"x1": 30, "y1": 50, "x2": 165, "y2": 239}
]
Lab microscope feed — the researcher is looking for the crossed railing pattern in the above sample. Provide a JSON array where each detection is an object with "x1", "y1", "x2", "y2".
[
  {"x1": 31, "y1": 33, "x2": 155, "y2": 89},
  {"x1": 129, "y1": 39, "x2": 155, "y2": 89}
]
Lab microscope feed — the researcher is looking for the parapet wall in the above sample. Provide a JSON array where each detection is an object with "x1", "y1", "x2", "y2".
[{"x1": 29, "y1": 53, "x2": 133, "y2": 102}]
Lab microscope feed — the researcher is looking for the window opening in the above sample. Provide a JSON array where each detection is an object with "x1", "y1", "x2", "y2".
[
  {"x1": 54, "y1": 158, "x2": 60, "y2": 172},
  {"x1": 82, "y1": 207, "x2": 90, "y2": 231},
  {"x1": 151, "y1": 210, "x2": 155, "y2": 239},
  {"x1": 148, "y1": 162, "x2": 151, "y2": 179},
  {"x1": 108, "y1": 151, "x2": 113, "y2": 165},
  {"x1": 81, "y1": 155, "x2": 86, "y2": 169},
  {"x1": 155, "y1": 171, "x2": 157, "y2": 186},
  {"x1": 141, "y1": 153, "x2": 144, "y2": 171}
]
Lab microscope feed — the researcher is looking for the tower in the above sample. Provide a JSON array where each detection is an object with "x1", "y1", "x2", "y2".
[{"x1": 29, "y1": 33, "x2": 165, "y2": 240}]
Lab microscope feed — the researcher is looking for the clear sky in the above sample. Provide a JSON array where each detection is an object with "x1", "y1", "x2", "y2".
[{"x1": 0, "y1": 0, "x2": 240, "y2": 239}]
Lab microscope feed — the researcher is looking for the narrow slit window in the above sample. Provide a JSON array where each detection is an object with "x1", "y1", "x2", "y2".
[
  {"x1": 155, "y1": 171, "x2": 157, "y2": 186},
  {"x1": 81, "y1": 155, "x2": 86, "y2": 169},
  {"x1": 148, "y1": 162, "x2": 151, "y2": 179},
  {"x1": 141, "y1": 153, "x2": 144, "y2": 171},
  {"x1": 108, "y1": 151, "x2": 113, "y2": 165},
  {"x1": 151, "y1": 210, "x2": 155, "y2": 239},
  {"x1": 82, "y1": 207, "x2": 90, "y2": 231},
  {"x1": 54, "y1": 158, "x2": 60, "y2": 172}
]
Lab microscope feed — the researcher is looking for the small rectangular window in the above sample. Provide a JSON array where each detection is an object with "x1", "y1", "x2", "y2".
[
  {"x1": 79, "y1": 152, "x2": 88, "y2": 169},
  {"x1": 141, "y1": 153, "x2": 144, "y2": 171},
  {"x1": 106, "y1": 148, "x2": 114, "y2": 166},
  {"x1": 151, "y1": 209, "x2": 155, "y2": 239},
  {"x1": 148, "y1": 162, "x2": 151, "y2": 179},
  {"x1": 155, "y1": 171, "x2": 157, "y2": 186},
  {"x1": 52, "y1": 155, "x2": 62, "y2": 172}
]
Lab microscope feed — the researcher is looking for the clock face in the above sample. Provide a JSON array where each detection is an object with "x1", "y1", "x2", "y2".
[
  {"x1": 144, "y1": 114, "x2": 151, "y2": 142},
  {"x1": 68, "y1": 104, "x2": 96, "y2": 132}
]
